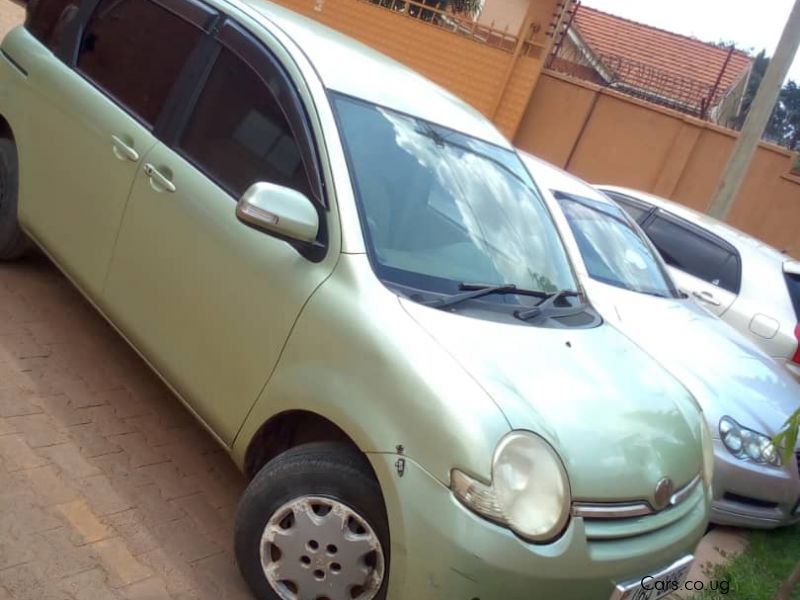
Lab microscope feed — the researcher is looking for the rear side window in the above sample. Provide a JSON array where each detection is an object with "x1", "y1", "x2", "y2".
[
  {"x1": 77, "y1": 0, "x2": 203, "y2": 127},
  {"x1": 603, "y1": 191, "x2": 650, "y2": 223},
  {"x1": 644, "y1": 215, "x2": 741, "y2": 293},
  {"x1": 178, "y1": 47, "x2": 312, "y2": 199},
  {"x1": 26, "y1": 0, "x2": 79, "y2": 50},
  {"x1": 785, "y1": 273, "x2": 800, "y2": 320}
]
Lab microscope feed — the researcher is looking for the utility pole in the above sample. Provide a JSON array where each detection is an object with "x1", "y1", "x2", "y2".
[{"x1": 707, "y1": 0, "x2": 800, "y2": 220}]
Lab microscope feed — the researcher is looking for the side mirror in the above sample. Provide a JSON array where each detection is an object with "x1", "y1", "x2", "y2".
[{"x1": 236, "y1": 182, "x2": 319, "y2": 244}]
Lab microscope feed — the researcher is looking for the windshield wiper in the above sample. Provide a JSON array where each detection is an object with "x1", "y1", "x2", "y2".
[
  {"x1": 514, "y1": 290, "x2": 581, "y2": 321},
  {"x1": 423, "y1": 282, "x2": 549, "y2": 309}
]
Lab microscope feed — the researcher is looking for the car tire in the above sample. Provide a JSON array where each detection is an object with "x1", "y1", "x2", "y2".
[
  {"x1": 0, "y1": 137, "x2": 29, "y2": 260},
  {"x1": 235, "y1": 442, "x2": 390, "y2": 600}
]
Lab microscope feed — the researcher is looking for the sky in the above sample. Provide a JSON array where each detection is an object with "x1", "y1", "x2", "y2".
[{"x1": 581, "y1": 0, "x2": 800, "y2": 83}]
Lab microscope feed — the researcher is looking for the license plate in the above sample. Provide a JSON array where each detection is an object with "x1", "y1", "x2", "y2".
[{"x1": 610, "y1": 555, "x2": 694, "y2": 600}]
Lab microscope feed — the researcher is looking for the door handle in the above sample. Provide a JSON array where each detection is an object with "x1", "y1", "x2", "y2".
[
  {"x1": 143, "y1": 163, "x2": 176, "y2": 193},
  {"x1": 692, "y1": 290, "x2": 721, "y2": 307},
  {"x1": 111, "y1": 135, "x2": 139, "y2": 162}
]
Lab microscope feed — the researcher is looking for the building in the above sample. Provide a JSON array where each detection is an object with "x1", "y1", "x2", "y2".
[{"x1": 551, "y1": 5, "x2": 754, "y2": 123}]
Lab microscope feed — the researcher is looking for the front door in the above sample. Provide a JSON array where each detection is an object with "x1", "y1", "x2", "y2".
[
  {"x1": 18, "y1": 0, "x2": 207, "y2": 298},
  {"x1": 103, "y1": 23, "x2": 334, "y2": 443},
  {"x1": 643, "y1": 212, "x2": 739, "y2": 317}
]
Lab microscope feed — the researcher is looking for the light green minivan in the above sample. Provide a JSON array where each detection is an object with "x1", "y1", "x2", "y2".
[{"x1": 0, "y1": 0, "x2": 712, "y2": 598}]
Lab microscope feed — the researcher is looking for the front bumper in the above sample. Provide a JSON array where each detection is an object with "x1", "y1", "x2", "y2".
[
  {"x1": 710, "y1": 440, "x2": 800, "y2": 528},
  {"x1": 369, "y1": 453, "x2": 709, "y2": 600}
]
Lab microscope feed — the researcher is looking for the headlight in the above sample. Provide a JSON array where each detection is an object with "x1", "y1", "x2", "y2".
[
  {"x1": 719, "y1": 417, "x2": 781, "y2": 467},
  {"x1": 451, "y1": 431, "x2": 571, "y2": 543},
  {"x1": 701, "y1": 420, "x2": 714, "y2": 486}
]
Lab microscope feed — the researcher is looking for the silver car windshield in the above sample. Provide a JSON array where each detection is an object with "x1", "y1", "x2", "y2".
[
  {"x1": 556, "y1": 192, "x2": 678, "y2": 298},
  {"x1": 333, "y1": 94, "x2": 576, "y2": 299}
]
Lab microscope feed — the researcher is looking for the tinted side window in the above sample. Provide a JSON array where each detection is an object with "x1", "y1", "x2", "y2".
[
  {"x1": 645, "y1": 215, "x2": 740, "y2": 292},
  {"x1": 77, "y1": 0, "x2": 202, "y2": 127},
  {"x1": 26, "y1": 0, "x2": 79, "y2": 50},
  {"x1": 178, "y1": 47, "x2": 312, "y2": 199},
  {"x1": 785, "y1": 273, "x2": 800, "y2": 320}
]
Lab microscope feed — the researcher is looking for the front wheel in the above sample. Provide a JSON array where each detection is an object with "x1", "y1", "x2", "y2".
[{"x1": 235, "y1": 442, "x2": 390, "y2": 600}]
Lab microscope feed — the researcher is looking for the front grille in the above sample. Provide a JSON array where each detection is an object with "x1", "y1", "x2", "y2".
[{"x1": 578, "y1": 475, "x2": 703, "y2": 540}]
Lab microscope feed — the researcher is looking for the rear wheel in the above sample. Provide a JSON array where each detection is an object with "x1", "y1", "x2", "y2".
[
  {"x1": 235, "y1": 442, "x2": 390, "y2": 600},
  {"x1": 0, "y1": 137, "x2": 29, "y2": 260}
]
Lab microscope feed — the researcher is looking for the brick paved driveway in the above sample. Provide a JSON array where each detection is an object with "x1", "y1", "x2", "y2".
[
  {"x1": 0, "y1": 7, "x2": 250, "y2": 599},
  {"x1": 0, "y1": 255, "x2": 251, "y2": 600}
]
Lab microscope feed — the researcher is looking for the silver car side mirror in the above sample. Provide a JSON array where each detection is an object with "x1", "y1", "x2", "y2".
[{"x1": 236, "y1": 182, "x2": 319, "y2": 244}]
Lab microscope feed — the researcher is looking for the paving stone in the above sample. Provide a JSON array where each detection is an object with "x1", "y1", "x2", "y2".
[
  {"x1": 189, "y1": 554, "x2": 252, "y2": 600},
  {"x1": 122, "y1": 577, "x2": 171, "y2": 600},
  {"x1": 0, "y1": 390, "x2": 42, "y2": 418},
  {"x1": 111, "y1": 433, "x2": 167, "y2": 469},
  {"x1": 91, "y1": 538, "x2": 153, "y2": 587},
  {"x1": 19, "y1": 465, "x2": 79, "y2": 506},
  {"x1": 56, "y1": 499, "x2": 113, "y2": 545},
  {"x1": 59, "y1": 567, "x2": 123, "y2": 600},
  {"x1": 137, "y1": 549, "x2": 197, "y2": 596},
  {"x1": 0, "y1": 562, "x2": 72, "y2": 600},
  {"x1": 38, "y1": 444, "x2": 102, "y2": 479},
  {"x1": 0, "y1": 435, "x2": 49, "y2": 471},
  {"x1": 77, "y1": 475, "x2": 134, "y2": 517},
  {"x1": 0, "y1": 252, "x2": 251, "y2": 597},
  {"x1": 103, "y1": 510, "x2": 161, "y2": 557},
  {"x1": 6, "y1": 414, "x2": 68, "y2": 448}
]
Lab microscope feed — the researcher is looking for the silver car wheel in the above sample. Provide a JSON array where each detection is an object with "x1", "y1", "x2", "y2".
[{"x1": 259, "y1": 495, "x2": 385, "y2": 600}]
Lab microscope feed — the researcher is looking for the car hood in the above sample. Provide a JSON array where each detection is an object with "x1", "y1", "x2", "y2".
[
  {"x1": 583, "y1": 279, "x2": 800, "y2": 440},
  {"x1": 400, "y1": 298, "x2": 703, "y2": 503}
]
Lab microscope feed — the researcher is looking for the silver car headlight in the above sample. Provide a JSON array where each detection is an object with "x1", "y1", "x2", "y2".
[
  {"x1": 451, "y1": 431, "x2": 571, "y2": 543},
  {"x1": 719, "y1": 416, "x2": 781, "y2": 467}
]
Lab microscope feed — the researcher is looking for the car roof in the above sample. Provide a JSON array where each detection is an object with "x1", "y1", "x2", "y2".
[
  {"x1": 234, "y1": 0, "x2": 509, "y2": 148},
  {"x1": 519, "y1": 153, "x2": 615, "y2": 206},
  {"x1": 598, "y1": 185, "x2": 791, "y2": 264}
]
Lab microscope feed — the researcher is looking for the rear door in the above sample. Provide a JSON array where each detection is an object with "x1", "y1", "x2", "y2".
[
  {"x1": 17, "y1": 0, "x2": 210, "y2": 299},
  {"x1": 103, "y1": 21, "x2": 334, "y2": 443},
  {"x1": 642, "y1": 211, "x2": 741, "y2": 316}
]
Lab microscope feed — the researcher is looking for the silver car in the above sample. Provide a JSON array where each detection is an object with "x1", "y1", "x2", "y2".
[
  {"x1": 520, "y1": 153, "x2": 800, "y2": 529},
  {"x1": 597, "y1": 186, "x2": 800, "y2": 382}
]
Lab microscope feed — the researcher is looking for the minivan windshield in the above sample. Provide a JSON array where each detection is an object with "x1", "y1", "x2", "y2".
[
  {"x1": 556, "y1": 192, "x2": 679, "y2": 298},
  {"x1": 332, "y1": 94, "x2": 576, "y2": 304}
]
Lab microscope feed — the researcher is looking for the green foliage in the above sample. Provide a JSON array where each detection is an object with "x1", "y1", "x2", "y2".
[
  {"x1": 774, "y1": 407, "x2": 800, "y2": 465},
  {"x1": 778, "y1": 80, "x2": 800, "y2": 151},
  {"x1": 731, "y1": 50, "x2": 800, "y2": 150},
  {"x1": 697, "y1": 525, "x2": 800, "y2": 599}
]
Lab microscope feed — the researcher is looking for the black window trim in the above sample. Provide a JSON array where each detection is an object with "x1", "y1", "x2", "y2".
[
  {"x1": 601, "y1": 189, "x2": 655, "y2": 224},
  {"x1": 644, "y1": 209, "x2": 742, "y2": 294}
]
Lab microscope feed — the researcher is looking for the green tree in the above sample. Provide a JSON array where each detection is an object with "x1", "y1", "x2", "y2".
[
  {"x1": 729, "y1": 50, "x2": 785, "y2": 141},
  {"x1": 773, "y1": 410, "x2": 800, "y2": 600},
  {"x1": 778, "y1": 80, "x2": 800, "y2": 151}
]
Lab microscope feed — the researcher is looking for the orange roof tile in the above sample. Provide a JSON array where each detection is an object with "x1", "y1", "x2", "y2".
[{"x1": 573, "y1": 5, "x2": 753, "y2": 108}]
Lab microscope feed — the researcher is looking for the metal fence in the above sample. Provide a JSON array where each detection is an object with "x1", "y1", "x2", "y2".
[{"x1": 363, "y1": 0, "x2": 520, "y2": 51}]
